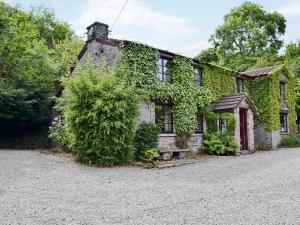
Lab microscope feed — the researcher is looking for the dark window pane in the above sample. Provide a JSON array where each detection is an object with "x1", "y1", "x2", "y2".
[
  {"x1": 194, "y1": 67, "x2": 202, "y2": 86},
  {"x1": 155, "y1": 104, "x2": 173, "y2": 133},
  {"x1": 280, "y1": 82, "x2": 286, "y2": 99},
  {"x1": 195, "y1": 113, "x2": 203, "y2": 133},
  {"x1": 280, "y1": 113, "x2": 288, "y2": 132}
]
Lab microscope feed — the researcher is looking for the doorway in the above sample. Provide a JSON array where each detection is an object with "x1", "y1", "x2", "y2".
[{"x1": 239, "y1": 108, "x2": 248, "y2": 150}]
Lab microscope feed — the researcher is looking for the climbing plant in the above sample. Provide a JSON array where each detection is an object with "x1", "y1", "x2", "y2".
[
  {"x1": 119, "y1": 42, "x2": 215, "y2": 149},
  {"x1": 202, "y1": 64, "x2": 238, "y2": 98},
  {"x1": 245, "y1": 66, "x2": 296, "y2": 132}
]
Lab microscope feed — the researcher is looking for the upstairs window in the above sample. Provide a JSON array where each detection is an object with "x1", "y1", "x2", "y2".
[
  {"x1": 155, "y1": 104, "x2": 173, "y2": 133},
  {"x1": 237, "y1": 79, "x2": 244, "y2": 93},
  {"x1": 280, "y1": 82, "x2": 286, "y2": 99},
  {"x1": 157, "y1": 58, "x2": 171, "y2": 83},
  {"x1": 195, "y1": 113, "x2": 203, "y2": 133},
  {"x1": 194, "y1": 67, "x2": 202, "y2": 86},
  {"x1": 280, "y1": 113, "x2": 288, "y2": 133}
]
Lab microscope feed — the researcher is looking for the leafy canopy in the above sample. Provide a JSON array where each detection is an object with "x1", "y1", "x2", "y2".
[
  {"x1": 0, "y1": 2, "x2": 83, "y2": 136},
  {"x1": 207, "y1": 1, "x2": 286, "y2": 71}
]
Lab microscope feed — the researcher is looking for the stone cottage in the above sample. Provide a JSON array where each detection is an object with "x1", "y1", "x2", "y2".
[
  {"x1": 241, "y1": 65, "x2": 296, "y2": 149},
  {"x1": 57, "y1": 21, "x2": 295, "y2": 158}
]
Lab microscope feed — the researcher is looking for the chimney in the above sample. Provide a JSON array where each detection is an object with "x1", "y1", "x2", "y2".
[{"x1": 86, "y1": 21, "x2": 109, "y2": 41}]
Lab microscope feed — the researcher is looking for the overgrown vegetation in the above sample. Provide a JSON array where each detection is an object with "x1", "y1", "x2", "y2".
[
  {"x1": 0, "y1": 2, "x2": 83, "y2": 141},
  {"x1": 139, "y1": 148, "x2": 161, "y2": 168},
  {"x1": 201, "y1": 112, "x2": 238, "y2": 155},
  {"x1": 120, "y1": 42, "x2": 215, "y2": 149},
  {"x1": 202, "y1": 133, "x2": 238, "y2": 156},
  {"x1": 61, "y1": 64, "x2": 138, "y2": 166},
  {"x1": 279, "y1": 135, "x2": 300, "y2": 148},
  {"x1": 245, "y1": 66, "x2": 296, "y2": 132},
  {"x1": 133, "y1": 123, "x2": 160, "y2": 158}
]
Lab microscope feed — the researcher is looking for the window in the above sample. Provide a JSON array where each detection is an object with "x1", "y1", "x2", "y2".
[
  {"x1": 237, "y1": 79, "x2": 244, "y2": 93},
  {"x1": 280, "y1": 82, "x2": 286, "y2": 99},
  {"x1": 194, "y1": 67, "x2": 202, "y2": 86},
  {"x1": 280, "y1": 113, "x2": 288, "y2": 133},
  {"x1": 195, "y1": 113, "x2": 203, "y2": 133},
  {"x1": 155, "y1": 104, "x2": 173, "y2": 133},
  {"x1": 218, "y1": 118, "x2": 227, "y2": 134},
  {"x1": 157, "y1": 58, "x2": 171, "y2": 83}
]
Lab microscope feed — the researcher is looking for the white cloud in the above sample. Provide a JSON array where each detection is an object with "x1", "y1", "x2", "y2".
[
  {"x1": 75, "y1": 0, "x2": 208, "y2": 57},
  {"x1": 77, "y1": 0, "x2": 197, "y2": 37},
  {"x1": 278, "y1": 3, "x2": 300, "y2": 16},
  {"x1": 177, "y1": 41, "x2": 211, "y2": 57}
]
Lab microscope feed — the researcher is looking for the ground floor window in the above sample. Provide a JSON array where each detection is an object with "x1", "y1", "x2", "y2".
[
  {"x1": 280, "y1": 113, "x2": 288, "y2": 133},
  {"x1": 218, "y1": 118, "x2": 227, "y2": 134},
  {"x1": 155, "y1": 104, "x2": 173, "y2": 133},
  {"x1": 195, "y1": 113, "x2": 203, "y2": 133}
]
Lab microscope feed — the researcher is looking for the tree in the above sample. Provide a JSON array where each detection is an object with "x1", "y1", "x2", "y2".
[
  {"x1": 285, "y1": 41, "x2": 300, "y2": 78},
  {"x1": 209, "y1": 1, "x2": 286, "y2": 71},
  {"x1": 0, "y1": 2, "x2": 83, "y2": 137},
  {"x1": 195, "y1": 48, "x2": 220, "y2": 64}
]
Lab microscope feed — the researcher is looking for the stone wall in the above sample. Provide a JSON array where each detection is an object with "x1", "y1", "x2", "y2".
[
  {"x1": 158, "y1": 134, "x2": 203, "y2": 153},
  {"x1": 253, "y1": 127, "x2": 281, "y2": 149},
  {"x1": 73, "y1": 40, "x2": 120, "y2": 75}
]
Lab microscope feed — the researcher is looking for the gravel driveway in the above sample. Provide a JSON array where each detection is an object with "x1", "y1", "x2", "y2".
[{"x1": 0, "y1": 149, "x2": 299, "y2": 225}]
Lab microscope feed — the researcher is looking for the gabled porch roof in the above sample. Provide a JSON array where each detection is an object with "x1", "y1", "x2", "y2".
[{"x1": 213, "y1": 93, "x2": 260, "y2": 116}]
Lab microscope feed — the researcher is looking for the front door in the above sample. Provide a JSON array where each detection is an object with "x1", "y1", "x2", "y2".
[{"x1": 239, "y1": 108, "x2": 248, "y2": 150}]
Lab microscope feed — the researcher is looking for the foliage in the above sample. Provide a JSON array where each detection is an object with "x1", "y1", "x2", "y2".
[
  {"x1": 139, "y1": 148, "x2": 160, "y2": 168},
  {"x1": 278, "y1": 135, "x2": 300, "y2": 148},
  {"x1": 285, "y1": 41, "x2": 300, "y2": 78},
  {"x1": 206, "y1": 112, "x2": 236, "y2": 136},
  {"x1": 62, "y1": 64, "x2": 139, "y2": 166},
  {"x1": 0, "y1": 2, "x2": 83, "y2": 137},
  {"x1": 120, "y1": 43, "x2": 215, "y2": 149},
  {"x1": 245, "y1": 66, "x2": 296, "y2": 132},
  {"x1": 172, "y1": 56, "x2": 197, "y2": 148},
  {"x1": 195, "y1": 48, "x2": 220, "y2": 64},
  {"x1": 48, "y1": 115, "x2": 70, "y2": 151},
  {"x1": 202, "y1": 133, "x2": 238, "y2": 155},
  {"x1": 133, "y1": 123, "x2": 160, "y2": 158},
  {"x1": 210, "y1": 1, "x2": 285, "y2": 71},
  {"x1": 202, "y1": 64, "x2": 237, "y2": 98}
]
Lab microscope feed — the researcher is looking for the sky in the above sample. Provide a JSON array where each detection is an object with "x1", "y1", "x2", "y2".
[{"x1": 3, "y1": 0, "x2": 300, "y2": 57}]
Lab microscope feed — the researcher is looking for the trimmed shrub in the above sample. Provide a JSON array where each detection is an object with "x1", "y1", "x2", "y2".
[
  {"x1": 202, "y1": 133, "x2": 238, "y2": 155},
  {"x1": 279, "y1": 135, "x2": 300, "y2": 148},
  {"x1": 133, "y1": 123, "x2": 160, "y2": 158},
  {"x1": 62, "y1": 65, "x2": 139, "y2": 166},
  {"x1": 139, "y1": 148, "x2": 160, "y2": 168}
]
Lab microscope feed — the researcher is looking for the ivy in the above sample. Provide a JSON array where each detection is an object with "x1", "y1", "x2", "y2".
[
  {"x1": 206, "y1": 112, "x2": 236, "y2": 136},
  {"x1": 120, "y1": 42, "x2": 215, "y2": 149},
  {"x1": 245, "y1": 66, "x2": 296, "y2": 132},
  {"x1": 202, "y1": 64, "x2": 238, "y2": 98}
]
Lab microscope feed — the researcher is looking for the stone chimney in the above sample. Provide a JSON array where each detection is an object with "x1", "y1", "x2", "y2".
[{"x1": 87, "y1": 21, "x2": 109, "y2": 41}]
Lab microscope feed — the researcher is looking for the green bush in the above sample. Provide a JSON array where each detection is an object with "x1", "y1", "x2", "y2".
[
  {"x1": 202, "y1": 133, "x2": 238, "y2": 155},
  {"x1": 139, "y1": 148, "x2": 161, "y2": 168},
  {"x1": 62, "y1": 64, "x2": 139, "y2": 166},
  {"x1": 133, "y1": 123, "x2": 160, "y2": 158},
  {"x1": 279, "y1": 135, "x2": 300, "y2": 148}
]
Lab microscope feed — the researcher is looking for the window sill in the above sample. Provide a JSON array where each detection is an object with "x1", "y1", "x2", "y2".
[{"x1": 159, "y1": 133, "x2": 176, "y2": 137}]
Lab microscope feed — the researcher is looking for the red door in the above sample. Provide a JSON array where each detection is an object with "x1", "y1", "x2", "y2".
[{"x1": 239, "y1": 108, "x2": 248, "y2": 150}]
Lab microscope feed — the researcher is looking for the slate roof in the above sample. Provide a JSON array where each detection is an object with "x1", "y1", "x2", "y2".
[
  {"x1": 213, "y1": 93, "x2": 259, "y2": 115},
  {"x1": 241, "y1": 65, "x2": 282, "y2": 78}
]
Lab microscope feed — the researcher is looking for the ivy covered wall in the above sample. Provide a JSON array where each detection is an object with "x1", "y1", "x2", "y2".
[
  {"x1": 245, "y1": 66, "x2": 296, "y2": 132},
  {"x1": 202, "y1": 64, "x2": 238, "y2": 98},
  {"x1": 119, "y1": 42, "x2": 215, "y2": 148}
]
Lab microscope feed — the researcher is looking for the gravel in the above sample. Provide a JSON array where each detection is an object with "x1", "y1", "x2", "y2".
[{"x1": 0, "y1": 148, "x2": 299, "y2": 225}]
